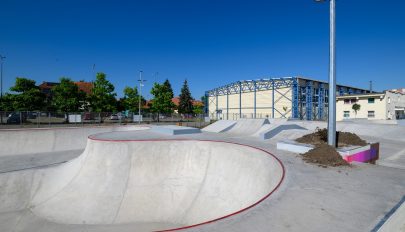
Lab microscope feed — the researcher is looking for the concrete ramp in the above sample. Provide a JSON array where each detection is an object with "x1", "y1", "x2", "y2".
[
  {"x1": 0, "y1": 138, "x2": 284, "y2": 231},
  {"x1": 257, "y1": 124, "x2": 307, "y2": 140},
  {"x1": 202, "y1": 120, "x2": 236, "y2": 133},
  {"x1": 225, "y1": 119, "x2": 270, "y2": 136}
]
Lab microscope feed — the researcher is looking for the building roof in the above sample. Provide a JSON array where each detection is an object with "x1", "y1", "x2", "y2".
[
  {"x1": 144, "y1": 97, "x2": 203, "y2": 109},
  {"x1": 171, "y1": 97, "x2": 203, "y2": 106},
  {"x1": 206, "y1": 76, "x2": 371, "y2": 96},
  {"x1": 296, "y1": 76, "x2": 370, "y2": 91},
  {"x1": 388, "y1": 88, "x2": 405, "y2": 94},
  {"x1": 336, "y1": 93, "x2": 385, "y2": 99},
  {"x1": 38, "y1": 82, "x2": 59, "y2": 89},
  {"x1": 38, "y1": 81, "x2": 93, "y2": 95},
  {"x1": 74, "y1": 81, "x2": 93, "y2": 94}
]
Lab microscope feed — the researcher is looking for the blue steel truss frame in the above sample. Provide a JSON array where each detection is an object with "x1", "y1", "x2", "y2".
[{"x1": 206, "y1": 77, "x2": 368, "y2": 120}]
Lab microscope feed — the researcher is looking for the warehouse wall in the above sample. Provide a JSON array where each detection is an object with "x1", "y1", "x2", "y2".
[{"x1": 208, "y1": 87, "x2": 292, "y2": 119}]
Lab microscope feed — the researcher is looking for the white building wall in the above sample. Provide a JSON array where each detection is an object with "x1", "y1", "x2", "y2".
[
  {"x1": 273, "y1": 87, "x2": 292, "y2": 118},
  {"x1": 208, "y1": 86, "x2": 293, "y2": 119},
  {"x1": 385, "y1": 91, "x2": 405, "y2": 119},
  {"x1": 336, "y1": 94, "x2": 386, "y2": 121}
]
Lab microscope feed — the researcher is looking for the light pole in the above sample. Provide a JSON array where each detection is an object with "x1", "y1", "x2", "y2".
[
  {"x1": 315, "y1": 0, "x2": 336, "y2": 147},
  {"x1": 138, "y1": 71, "x2": 146, "y2": 124},
  {"x1": 0, "y1": 55, "x2": 5, "y2": 125},
  {"x1": 0, "y1": 55, "x2": 5, "y2": 99}
]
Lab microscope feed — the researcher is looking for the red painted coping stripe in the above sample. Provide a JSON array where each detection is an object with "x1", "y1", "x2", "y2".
[
  {"x1": 0, "y1": 125, "x2": 151, "y2": 131},
  {"x1": 88, "y1": 137, "x2": 286, "y2": 232}
]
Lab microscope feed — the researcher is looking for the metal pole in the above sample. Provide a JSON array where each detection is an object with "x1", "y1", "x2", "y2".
[
  {"x1": 138, "y1": 71, "x2": 142, "y2": 124},
  {"x1": 0, "y1": 55, "x2": 5, "y2": 125},
  {"x1": 0, "y1": 55, "x2": 4, "y2": 99},
  {"x1": 327, "y1": 0, "x2": 336, "y2": 147}
]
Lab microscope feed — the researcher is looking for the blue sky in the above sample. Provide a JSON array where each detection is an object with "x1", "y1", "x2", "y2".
[{"x1": 1, "y1": 0, "x2": 404, "y2": 99}]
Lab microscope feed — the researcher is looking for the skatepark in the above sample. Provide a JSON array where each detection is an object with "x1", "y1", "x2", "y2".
[{"x1": 0, "y1": 119, "x2": 404, "y2": 232}]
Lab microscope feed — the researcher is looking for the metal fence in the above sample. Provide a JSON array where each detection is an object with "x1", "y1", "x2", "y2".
[{"x1": 0, "y1": 111, "x2": 210, "y2": 129}]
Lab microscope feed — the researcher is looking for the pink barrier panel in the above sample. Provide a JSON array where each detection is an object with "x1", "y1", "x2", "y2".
[{"x1": 343, "y1": 143, "x2": 379, "y2": 163}]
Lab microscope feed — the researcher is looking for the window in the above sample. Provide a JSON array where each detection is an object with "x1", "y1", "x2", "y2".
[
  {"x1": 388, "y1": 97, "x2": 391, "y2": 104},
  {"x1": 368, "y1": 111, "x2": 375, "y2": 118},
  {"x1": 344, "y1": 99, "x2": 356, "y2": 104},
  {"x1": 368, "y1": 98, "x2": 375, "y2": 104},
  {"x1": 344, "y1": 111, "x2": 350, "y2": 118}
]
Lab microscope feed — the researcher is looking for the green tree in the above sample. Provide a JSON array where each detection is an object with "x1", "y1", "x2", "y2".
[
  {"x1": 178, "y1": 79, "x2": 194, "y2": 115},
  {"x1": 51, "y1": 77, "x2": 86, "y2": 113},
  {"x1": 193, "y1": 102, "x2": 204, "y2": 115},
  {"x1": 150, "y1": 83, "x2": 175, "y2": 121},
  {"x1": 163, "y1": 79, "x2": 174, "y2": 99},
  {"x1": 90, "y1": 72, "x2": 117, "y2": 112},
  {"x1": 10, "y1": 78, "x2": 37, "y2": 92},
  {"x1": 122, "y1": 86, "x2": 145, "y2": 112},
  {"x1": 0, "y1": 93, "x2": 17, "y2": 111},
  {"x1": 8, "y1": 77, "x2": 46, "y2": 111},
  {"x1": 352, "y1": 103, "x2": 361, "y2": 118}
]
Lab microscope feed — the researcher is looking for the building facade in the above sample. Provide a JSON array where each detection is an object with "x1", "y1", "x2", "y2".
[
  {"x1": 336, "y1": 91, "x2": 405, "y2": 121},
  {"x1": 205, "y1": 76, "x2": 369, "y2": 120}
]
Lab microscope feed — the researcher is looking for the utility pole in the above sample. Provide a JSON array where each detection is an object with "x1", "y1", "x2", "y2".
[
  {"x1": 138, "y1": 71, "x2": 146, "y2": 124},
  {"x1": 315, "y1": 0, "x2": 336, "y2": 147},
  {"x1": 0, "y1": 55, "x2": 6, "y2": 125}
]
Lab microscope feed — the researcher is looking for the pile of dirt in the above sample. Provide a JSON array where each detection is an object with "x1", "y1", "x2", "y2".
[
  {"x1": 302, "y1": 144, "x2": 349, "y2": 167},
  {"x1": 296, "y1": 128, "x2": 367, "y2": 147}
]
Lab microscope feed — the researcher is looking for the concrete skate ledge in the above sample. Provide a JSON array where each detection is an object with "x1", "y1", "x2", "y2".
[
  {"x1": 151, "y1": 125, "x2": 201, "y2": 135},
  {"x1": 276, "y1": 139, "x2": 313, "y2": 153}
]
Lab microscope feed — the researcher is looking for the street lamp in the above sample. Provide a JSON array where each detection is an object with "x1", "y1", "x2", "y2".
[
  {"x1": 315, "y1": 0, "x2": 336, "y2": 147},
  {"x1": 0, "y1": 55, "x2": 5, "y2": 99},
  {"x1": 0, "y1": 55, "x2": 5, "y2": 125},
  {"x1": 138, "y1": 71, "x2": 146, "y2": 124}
]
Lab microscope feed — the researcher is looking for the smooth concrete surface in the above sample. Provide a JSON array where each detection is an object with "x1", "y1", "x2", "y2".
[
  {"x1": 151, "y1": 125, "x2": 201, "y2": 135},
  {"x1": 218, "y1": 118, "x2": 270, "y2": 136},
  {"x1": 0, "y1": 149, "x2": 82, "y2": 173},
  {"x1": 0, "y1": 121, "x2": 405, "y2": 232},
  {"x1": 201, "y1": 120, "x2": 236, "y2": 133},
  {"x1": 0, "y1": 125, "x2": 150, "y2": 156},
  {"x1": 377, "y1": 197, "x2": 405, "y2": 232},
  {"x1": 0, "y1": 132, "x2": 283, "y2": 231}
]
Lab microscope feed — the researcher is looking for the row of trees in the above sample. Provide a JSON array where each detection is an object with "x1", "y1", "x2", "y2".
[{"x1": 0, "y1": 72, "x2": 204, "y2": 116}]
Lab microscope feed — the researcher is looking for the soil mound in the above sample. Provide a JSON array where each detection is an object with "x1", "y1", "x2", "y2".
[
  {"x1": 296, "y1": 128, "x2": 367, "y2": 147},
  {"x1": 302, "y1": 144, "x2": 349, "y2": 167}
]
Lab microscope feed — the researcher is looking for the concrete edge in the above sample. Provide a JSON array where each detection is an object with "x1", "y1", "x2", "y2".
[{"x1": 0, "y1": 124, "x2": 151, "y2": 132}]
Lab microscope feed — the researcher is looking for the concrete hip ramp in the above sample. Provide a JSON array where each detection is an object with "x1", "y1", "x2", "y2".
[{"x1": 0, "y1": 137, "x2": 284, "y2": 231}]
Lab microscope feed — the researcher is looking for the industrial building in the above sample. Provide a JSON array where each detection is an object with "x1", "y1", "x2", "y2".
[
  {"x1": 336, "y1": 91, "x2": 405, "y2": 121},
  {"x1": 205, "y1": 76, "x2": 369, "y2": 120}
]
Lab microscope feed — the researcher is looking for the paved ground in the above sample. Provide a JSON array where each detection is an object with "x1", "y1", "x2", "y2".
[{"x1": 0, "y1": 123, "x2": 404, "y2": 232}]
